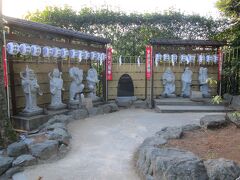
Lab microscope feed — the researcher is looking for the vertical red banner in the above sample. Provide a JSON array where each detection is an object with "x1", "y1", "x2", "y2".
[
  {"x1": 217, "y1": 49, "x2": 222, "y2": 81},
  {"x1": 146, "y1": 45, "x2": 152, "y2": 80},
  {"x1": 106, "y1": 47, "x2": 112, "y2": 81},
  {"x1": 2, "y1": 47, "x2": 8, "y2": 87}
]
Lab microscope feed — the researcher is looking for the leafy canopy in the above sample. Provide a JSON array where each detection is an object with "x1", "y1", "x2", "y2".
[{"x1": 25, "y1": 6, "x2": 227, "y2": 56}]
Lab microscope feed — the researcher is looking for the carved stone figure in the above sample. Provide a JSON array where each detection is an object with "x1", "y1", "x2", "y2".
[
  {"x1": 199, "y1": 67, "x2": 210, "y2": 98},
  {"x1": 86, "y1": 67, "x2": 99, "y2": 101},
  {"x1": 20, "y1": 66, "x2": 43, "y2": 116},
  {"x1": 48, "y1": 68, "x2": 66, "y2": 110},
  {"x1": 162, "y1": 67, "x2": 176, "y2": 97},
  {"x1": 69, "y1": 67, "x2": 84, "y2": 107},
  {"x1": 181, "y1": 67, "x2": 193, "y2": 98}
]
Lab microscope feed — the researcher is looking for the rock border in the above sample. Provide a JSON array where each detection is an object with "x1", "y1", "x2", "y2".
[
  {"x1": 0, "y1": 102, "x2": 121, "y2": 179},
  {"x1": 135, "y1": 115, "x2": 240, "y2": 180}
]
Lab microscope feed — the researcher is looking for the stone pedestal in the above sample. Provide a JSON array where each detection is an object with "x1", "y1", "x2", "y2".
[
  {"x1": 19, "y1": 108, "x2": 43, "y2": 117},
  {"x1": 68, "y1": 100, "x2": 84, "y2": 110},
  {"x1": 48, "y1": 103, "x2": 67, "y2": 111},
  {"x1": 12, "y1": 109, "x2": 69, "y2": 131}
]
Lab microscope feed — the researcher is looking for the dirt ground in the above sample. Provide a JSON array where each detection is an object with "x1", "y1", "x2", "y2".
[{"x1": 166, "y1": 123, "x2": 240, "y2": 164}]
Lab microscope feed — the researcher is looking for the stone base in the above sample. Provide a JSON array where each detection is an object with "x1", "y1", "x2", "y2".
[
  {"x1": 161, "y1": 94, "x2": 176, "y2": 98},
  {"x1": 68, "y1": 100, "x2": 84, "y2": 110},
  {"x1": 115, "y1": 96, "x2": 137, "y2": 107},
  {"x1": 19, "y1": 109, "x2": 43, "y2": 117},
  {"x1": 48, "y1": 104, "x2": 67, "y2": 110},
  {"x1": 12, "y1": 109, "x2": 69, "y2": 131}
]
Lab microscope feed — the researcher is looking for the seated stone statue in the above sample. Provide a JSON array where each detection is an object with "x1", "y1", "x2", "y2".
[
  {"x1": 69, "y1": 67, "x2": 84, "y2": 104},
  {"x1": 162, "y1": 67, "x2": 176, "y2": 97},
  {"x1": 20, "y1": 66, "x2": 43, "y2": 116},
  {"x1": 86, "y1": 67, "x2": 99, "y2": 101},
  {"x1": 199, "y1": 67, "x2": 210, "y2": 98},
  {"x1": 181, "y1": 67, "x2": 193, "y2": 98},
  {"x1": 48, "y1": 68, "x2": 66, "y2": 110}
]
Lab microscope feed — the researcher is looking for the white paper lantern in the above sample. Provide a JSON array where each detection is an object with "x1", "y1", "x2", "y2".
[
  {"x1": 6, "y1": 42, "x2": 19, "y2": 55},
  {"x1": 42, "y1": 46, "x2": 53, "y2": 58},
  {"x1": 97, "y1": 52, "x2": 102, "y2": 61},
  {"x1": 90, "y1": 51, "x2": 98, "y2": 60},
  {"x1": 75, "y1": 50, "x2": 83, "y2": 62},
  {"x1": 198, "y1": 54, "x2": 205, "y2": 64},
  {"x1": 213, "y1": 54, "x2": 218, "y2": 64},
  {"x1": 52, "y1": 47, "x2": 61, "y2": 58},
  {"x1": 163, "y1": 54, "x2": 170, "y2": 62},
  {"x1": 171, "y1": 54, "x2": 178, "y2": 62},
  {"x1": 60, "y1": 48, "x2": 69, "y2": 59},
  {"x1": 19, "y1": 43, "x2": 31, "y2": 56},
  {"x1": 188, "y1": 54, "x2": 196, "y2": 63},
  {"x1": 206, "y1": 55, "x2": 213, "y2": 63},
  {"x1": 31, "y1": 45, "x2": 41, "y2": 56},
  {"x1": 100, "y1": 53, "x2": 106, "y2": 65},
  {"x1": 180, "y1": 54, "x2": 188, "y2": 63},
  {"x1": 69, "y1": 49, "x2": 76, "y2": 59},
  {"x1": 82, "y1": 51, "x2": 90, "y2": 60}
]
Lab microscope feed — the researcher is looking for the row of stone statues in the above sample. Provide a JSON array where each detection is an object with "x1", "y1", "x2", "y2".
[
  {"x1": 20, "y1": 65, "x2": 99, "y2": 116},
  {"x1": 162, "y1": 67, "x2": 210, "y2": 98}
]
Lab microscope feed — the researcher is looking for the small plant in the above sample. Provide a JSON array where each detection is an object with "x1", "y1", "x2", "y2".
[{"x1": 211, "y1": 95, "x2": 223, "y2": 104}]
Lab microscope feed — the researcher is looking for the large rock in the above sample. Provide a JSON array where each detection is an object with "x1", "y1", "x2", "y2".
[
  {"x1": 0, "y1": 156, "x2": 14, "y2": 175},
  {"x1": 226, "y1": 112, "x2": 240, "y2": 128},
  {"x1": 1, "y1": 166, "x2": 24, "y2": 179},
  {"x1": 88, "y1": 107, "x2": 104, "y2": 116},
  {"x1": 47, "y1": 115, "x2": 73, "y2": 125},
  {"x1": 133, "y1": 100, "x2": 148, "y2": 109},
  {"x1": 136, "y1": 147, "x2": 208, "y2": 180},
  {"x1": 69, "y1": 109, "x2": 88, "y2": 120},
  {"x1": 29, "y1": 140, "x2": 58, "y2": 160},
  {"x1": 102, "y1": 104, "x2": 112, "y2": 114},
  {"x1": 45, "y1": 122, "x2": 67, "y2": 131},
  {"x1": 115, "y1": 97, "x2": 136, "y2": 107},
  {"x1": 231, "y1": 96, "x2": 240, "y2": 110},
  {"x1": 223, "y1": 93, "x2": 233, "y2": 105},
  {"x1": 204, "y1": 158, "x2": 240, "y2": 180},
  {"x1": 12, "y1": 154, "x2": 37, "y2": 167},
  {"x1": 108, "y1": 103, "x2": 119, "y2": 112},
  {"x1": 182, "y1": 124, "x2": 201, "y2": 132},
  {"x1": 48, "y1": 128, "x2": 71, "y2": 145},
  {"x1": 7, "y1": 141, "x2": 28, "y2": 157},
  {"x1": 155, "y1": 127, "x2": 183, "y2": 140},
  {"x1": 140, "y1": 136, "x2": 167, "y2": 148},
  {"x1": 200, "y1": 115, "x2": 228, "y2": 129}
]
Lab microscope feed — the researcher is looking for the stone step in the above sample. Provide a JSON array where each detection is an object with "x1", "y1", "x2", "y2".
[
  {"x1": 155, "y1": 105, "x2": 232, "y2": 113},
  {"x1": 154, "y1": 98, "x2": 223, "y2": 106}
]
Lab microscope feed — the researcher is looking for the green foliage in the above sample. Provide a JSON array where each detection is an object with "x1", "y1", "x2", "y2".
[
  {"x1": 25, "y1": 6, "x2": 226, "y2": 56},
  {"x1": 211, "y1": 95, "x2": 223, "y2": 104},
  {"x1": 215, "y1": 0, "x2": 240, "y2": 46}
]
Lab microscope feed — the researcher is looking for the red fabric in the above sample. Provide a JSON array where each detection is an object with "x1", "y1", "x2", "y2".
[
  {"x1": 146, "y1": 46, "x2": 152, "y2": 80},
  {"x1": 2, "y1": 47, "x2": 8, "y2": 87},
  {"x1": 218, "y1": 49, "x2": 222, "y2": 81},
  {"x1": 106, "y1": 48, "x2": 112, "y2": 81}
]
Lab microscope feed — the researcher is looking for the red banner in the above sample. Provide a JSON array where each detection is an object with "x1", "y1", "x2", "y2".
[
  {"x1": 217, "y1": 49, "x2": 222, "y2": 81},
  {"x1": 2, "y1": 47, "x2": 8, "y2": 87},
  {"x1": 146, "y1": 46, "x2": 152, "y2": 80},
  {"x1": 106, "y1": 48, "x2": 112, "y2": 81}
]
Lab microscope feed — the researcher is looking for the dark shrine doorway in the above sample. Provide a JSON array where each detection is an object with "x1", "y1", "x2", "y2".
[{"x1": 117, "y1": 74, "x2": 134, "y2": 97}]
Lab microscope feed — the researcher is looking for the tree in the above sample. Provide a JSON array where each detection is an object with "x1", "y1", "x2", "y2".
[
  {"x1": 25, "y1": 6, "x2": 227, "y2": 56},
  {"x1": 216, "y1": 0, "x2": 240, "y2": 46}
]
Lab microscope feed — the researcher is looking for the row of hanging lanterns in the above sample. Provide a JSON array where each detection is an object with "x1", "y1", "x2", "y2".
[
  {"x1": 155, "y1": 53, "x2": 218, "y2": 66},
  {"x1": 6, "y1": 42, "x2": 106, "y2": 64}
]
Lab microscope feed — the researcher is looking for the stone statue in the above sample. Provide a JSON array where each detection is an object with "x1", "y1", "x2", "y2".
[
  {"x1": 162, "y1": 67, "x2": 176, "y2": 97},
  {"x1": 48, "y1": 68, "x2": 66, "y2": 110},
  {"x1": 181, "y1": 67, "x2": 193, "y2": 98},
  {"x1": 86, "y1": 67, "x2": 99, "y2": 101},
  {"x1": 199, "y1": 67, "x2": 210, "y2": 98},
  {"x1": 69, "y1": 67, "x2": 84, "y2": 106},
  {"x1": 20, "y1": 66, "x2": 43, "y2": 116}
]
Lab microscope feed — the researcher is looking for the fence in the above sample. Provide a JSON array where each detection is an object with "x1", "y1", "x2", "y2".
[{"x1": 222, "y1": 46, "x2": 240, "y2": 95}]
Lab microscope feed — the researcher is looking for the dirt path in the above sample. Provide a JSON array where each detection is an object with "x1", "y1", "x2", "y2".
[{"x1": 22, "y1": 109, "x2": 214, "y2": 180}]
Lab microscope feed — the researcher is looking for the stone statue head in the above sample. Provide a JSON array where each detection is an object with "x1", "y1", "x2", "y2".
[
  {"x1": 165, "y1": 67, "x2": 172, "y2": 74},
  {"x1": 21, "y1": 66, "x2": 36, "y2": 80},
  {"x1": 52, "y1": 68, "x2": 60, "y2": 78}
]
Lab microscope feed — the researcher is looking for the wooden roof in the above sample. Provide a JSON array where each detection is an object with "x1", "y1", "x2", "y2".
[
  {"x1": 150, "y1": 39, "x2": 226, "y2": 47},
  {"x1": 3, "y1": 16, "x2": 111, "y2": 45}
]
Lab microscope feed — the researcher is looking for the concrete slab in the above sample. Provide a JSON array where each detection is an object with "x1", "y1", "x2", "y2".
[{"x1": 155, "y1": 105, "x2": 232, "y2": 113}]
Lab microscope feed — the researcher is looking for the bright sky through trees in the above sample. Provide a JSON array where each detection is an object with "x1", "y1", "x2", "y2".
[{"x1": 3, "y1": 0, "x2": 221, "y2": 18}]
